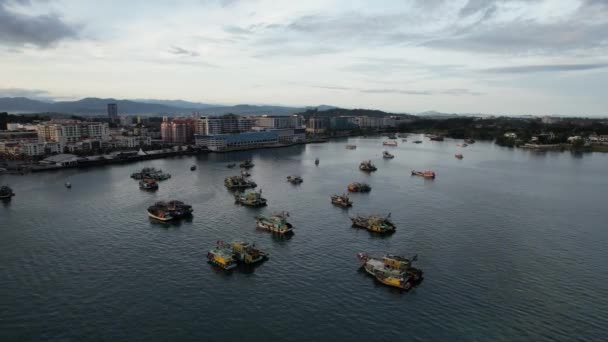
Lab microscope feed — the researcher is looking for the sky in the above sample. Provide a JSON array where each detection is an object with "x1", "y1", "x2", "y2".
[{"x1": 0, "y1": 0, "x2": 607, "y2": 116}]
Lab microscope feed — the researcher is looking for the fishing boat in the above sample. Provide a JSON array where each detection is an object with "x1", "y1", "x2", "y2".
[
  {"x1": 357, "y1": 252, "x2": 423, "y2": 290},
  {"x1": 255, "y1": 212, "x2": 293, "y2": 234},
  {"x1": 331, "y1": 194, "x2": 353, "y2": 208},
  {"x1": 227, "y1": 163, "x2": 236, "y2": 168},
  {"x1": 315, "y1": 158, "x2": 319, "y2": 166},
  {"x1": 457, "y1": 143, "x2": 468, "y2": 147},
  {"x1": 346, "y1": 144, "x2": 357, "y2": 150},
  {"x1": 464, "y1": 138, "x2": 476, "y2": 144},
  {"x1": 225, "y1": 176, "x2": 257, "y2": 190},
  {"x1": 429, "y1": 135, "x2": 444, "y2": 141},
  {"x1": 241, "y1": 170, "x2": 251, "y2": 177},
  {"x1": 411, "y1": 170, "x2": 436, "y2": 179},
  {"x1": 208, "y1": 241, "x2": 238, "y2": 270},
  {"x1": 240, "y1": 159, "x2": 255, "y2": 169},
  {"x1": 147, "y1": 204, "x2": 174, "y2": 221},
  {"x1": 139, "y1": 179, "x2": 158, "y2": 190},
  {"x1": 382, "y1": 151, "x2": 394, "y2": 159},
  {"x1": 165, "y1": 200, "x2": 193, "y2": 218},
  {"x1": 65, "y1": 182, "x2": 72, "y2": 189},
  {"x1": 0, "y1": 185, "x2": 15, "y2": 199},
  {"x1": 413, "y1": 140, "x2": 423, "y2": 144},
  {"x1": 287, "y1": 175, "x2": 303, "y2": 184},
  {"x1": 383, "y1": 140, "x2": 398, "y2": 146},
  {"x1": 347, "y1": 182, "x2": 371, "y2": 193},
  {"x1": 190, "y1": 165, "x2": 197, "y2": 171},
  {"x1": 131, "y1": 167, "x2": 171, "y2": 181},
  {"x1": 234, "y1": 189, "x2": 267, "y2": 207},
  {"x1": 350, "y1": 214, "x2": 396, "y2": 233},
  {"x1": 231, "y1": 241, "x2": 268, "y2": 265},
  {"x1": 359, "y1": 160, "x2": 377, "y2": 172},
  {"x1": 455, "y1": 153, "x2": 464, "y2": 159}
]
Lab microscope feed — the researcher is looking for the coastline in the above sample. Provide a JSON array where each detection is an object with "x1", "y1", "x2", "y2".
[{"x1": 3, "y1": 138, "x2": 330, "y2": 174}]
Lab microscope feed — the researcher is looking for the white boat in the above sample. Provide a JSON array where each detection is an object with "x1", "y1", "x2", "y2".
[{"x1": 383, "y1": 140, "x2": 398, "y2": 146}]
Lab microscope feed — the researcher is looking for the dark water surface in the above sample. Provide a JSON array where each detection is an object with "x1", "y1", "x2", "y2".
[{"x1": 1, "y1": 136, "x2": 607, "y2": 341}]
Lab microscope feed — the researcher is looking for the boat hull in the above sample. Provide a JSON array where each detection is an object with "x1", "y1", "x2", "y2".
[{"x1": 147, "y1": 211, "x2": 174, "y2": 222}]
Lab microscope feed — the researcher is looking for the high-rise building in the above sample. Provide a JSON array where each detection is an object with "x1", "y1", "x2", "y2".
[
  {"x1": 107, "y1": 103, "x2": 118, "y2": 123},
  {"x1": 161, "y1": 117, "x2": 195, "y2": 144},
  {"x1": 306, "y1": 117, "x2": 329, "y2": 134}
]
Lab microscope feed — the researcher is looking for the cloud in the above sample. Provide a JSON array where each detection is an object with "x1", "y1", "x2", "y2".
[
  {"x1": 360, "y1": 88, "x2": 433, "y2": 95},
  {"x1": 481, "y1": 63, "x2": 608, "y2": 74},
  {"x1": 303, "y1": 84, "x2": 480, "y2": 96},
  {"x1": 0, "y1": 0, "x2": 78, "y2": 47},
  {"x1": 169, "y1": 46, "x2": 200, "y2": 57},
  {"x1": 0, "y1": 87, "x2": 54, "y2": 100}
]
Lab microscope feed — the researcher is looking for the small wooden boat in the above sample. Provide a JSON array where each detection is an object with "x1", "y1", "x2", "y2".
[
  {"x1": 455, "y1": 154, "x2": 464, "y2": 159},
  {"x1": 190, "y1": 165, "x2": 197, "y2": 171}
]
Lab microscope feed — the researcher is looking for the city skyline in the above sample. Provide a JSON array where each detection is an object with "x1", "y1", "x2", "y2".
[{"x1": 1, "y1": 0, "x2": 608, "y2": 116}]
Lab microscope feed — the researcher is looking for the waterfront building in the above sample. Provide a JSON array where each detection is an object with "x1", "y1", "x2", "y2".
[
  {"x1": 195, "y1": 114, "x2": 255, "y2": 135},
  {"x1": 161, "y1": 117, "x2": 195, "y2": 144},
  {"x1": 36, "y1": 121, "x2": 110, "y2": 144},
  {"x1": 195, "y1": 131, "x2": 279, "y2": 152},
  {"x1": 254, "y1": 115, "x2": 305, "y2": 129},
  {"x1": 21, "y1": 142, "x2": 63, "y2": 156},
  {"x1": 330, "y1": 116, "x2": 358, "y2": 130},
  {"x1": 306, "y1": 117, "x2": 329, "y2": 134}
]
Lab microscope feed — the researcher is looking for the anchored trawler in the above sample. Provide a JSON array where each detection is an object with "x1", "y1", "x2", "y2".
[
  {"x1": 208, "y1": 241, "x2": 238, "y2": 270},
  {"x1": 359, "y1": 160, "x2": 377, "y2": 172},
  {"x1": 331, "y1": 194, "x2": 353, "y2": 208},
  {"x1": 147, "y1": 200, "x2": 193, "y2": 221},
  {"x1": 225, "y1": 176, "x2": 257, "y2": 190},
  {"x1": 347, "y1": 182, "x2": 371, "y2": 193},
  {"x1": 287, "y1": 175, "x2": 303, "y2": 184},
  {"x1": 0, "y1": 185, "x2": 15, "y2": 199},
  {"x1": 231, "y1": 241, "x2": 268, "y2": 265},
  {"x1": 147, "y1": 204, "x2": 174, "y2": 221},
  {"x1": 255, "y1": 211, "x2": 293, "y2": 234},
  {"x1": 131, "y1": 167, "x2": 171, "y2": 181},
  {"x1": 234, "y1": 189, "x2": 267, "y2": 207},
  {"x1": 240, "y1": 159, "x2": 255, "y2": 169},
  {"x1": 351, "y1": 213, "x2": 396, "y2": 233},
  {"x1": 411, "y1": 170, "x2": 436, "y2": 179},
  {"x1": 139, "y1": 178, "x2": 158, "y2": 190},
  {"x1": 357, "y1": 253, "x2": 423, "y2": 290}
]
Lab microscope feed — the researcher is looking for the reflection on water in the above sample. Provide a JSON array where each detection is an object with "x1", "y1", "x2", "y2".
[{"x1": 1, "y1": 137, "x2": 607, "y2": 341}]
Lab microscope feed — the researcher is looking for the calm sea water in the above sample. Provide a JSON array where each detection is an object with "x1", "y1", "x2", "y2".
[{"x1": 1, "y1": 136, "x2": 607, "y2": 341}]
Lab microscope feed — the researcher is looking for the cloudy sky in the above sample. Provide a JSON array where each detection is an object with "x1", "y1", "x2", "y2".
[{"x1": 1, "y1": 0, "x2": 607, "y2": 116}]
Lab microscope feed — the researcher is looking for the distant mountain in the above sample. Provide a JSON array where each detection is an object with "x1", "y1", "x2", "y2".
[
  {"x1": 0, "y1": 97, "x2": 314, "y2": 116},
  {"x1": 134, "y1": 99, "x2": 220, "y2": 109}
]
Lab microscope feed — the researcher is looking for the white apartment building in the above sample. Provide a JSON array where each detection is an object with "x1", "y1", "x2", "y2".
[{"x1": 37, "y1": 121, "x2": 110, "y2": 144}]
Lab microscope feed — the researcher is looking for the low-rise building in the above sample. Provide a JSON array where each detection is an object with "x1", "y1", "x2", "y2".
[
  {"x1": 195, "y1": 131, "x2": 279, "y2": 152},
  {"x1": 40, "y1": 154, "x2": 79, "y2": 167}
]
